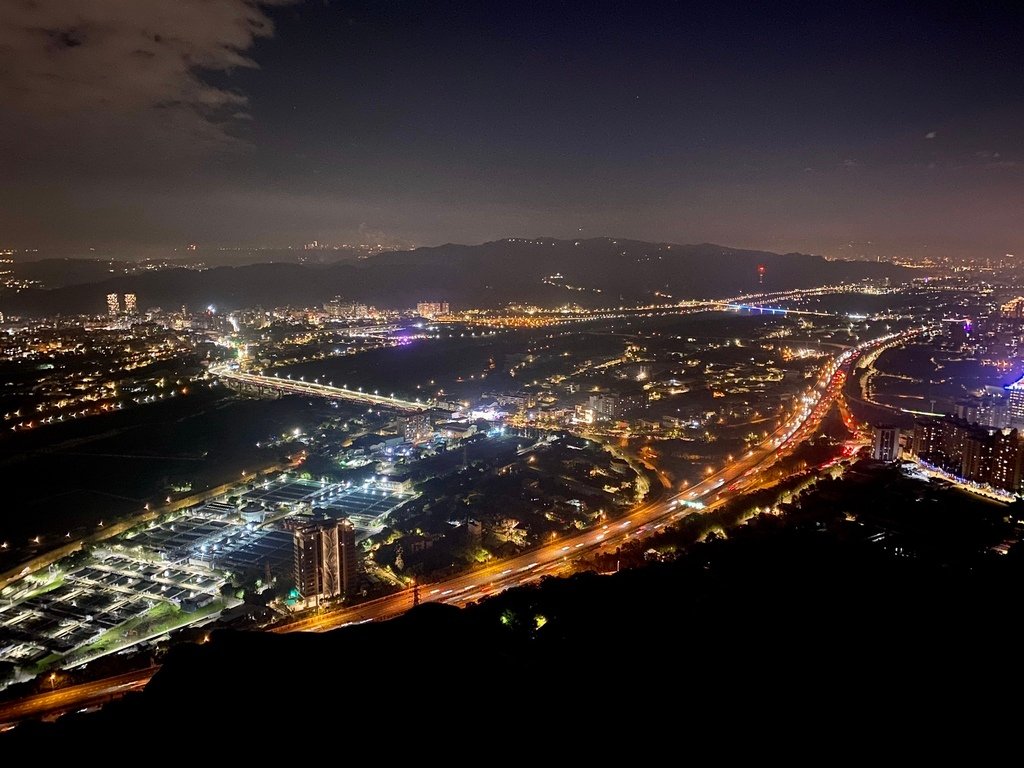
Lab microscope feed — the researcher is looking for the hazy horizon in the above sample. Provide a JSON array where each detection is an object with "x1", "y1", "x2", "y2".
[{"x1": 4, "y1": 2, "x2": 1024, "y2": 261}]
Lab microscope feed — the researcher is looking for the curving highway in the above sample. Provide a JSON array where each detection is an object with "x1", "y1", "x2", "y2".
[
  {"x1": 0, "y1": 328, "x2": 921, "y2": 728},
  {"x1": 0, "y1": 668, "x2": 154, "y2": 732},
  {"x1": 275, "y1": 330, "x2": 921, "y2": 633}
]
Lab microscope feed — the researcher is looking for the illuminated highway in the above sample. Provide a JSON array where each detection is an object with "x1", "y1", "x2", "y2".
[
  {"x1": 0, "y1": 327, "x2": 923, "y2": 728},
  {"x1": 277, "y1": 329, "x2": 924, "y2": 633},
  {"x1": 0, "y1": 668, "x2": 153, "y2": 732},
  {"x1": 848, "y1": 326, "x2": 944, "y2": 417},
  {"x1": 212, "y1": 286, "x2": 889, "y2": 409},
  {"x1": 209, "y1": 363, "x2": 430, "y2": 412},
  {"x1": 443, "y1": 286, "x2": 885, "y2": 328}
]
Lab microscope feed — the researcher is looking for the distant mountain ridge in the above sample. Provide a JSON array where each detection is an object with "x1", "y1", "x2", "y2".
[
  {"x1": 3, "y1": 248, "x2": 369, "y2": 290},
  {"x1": 0, "y1": 237, "x2": 911, "y2": 316}
]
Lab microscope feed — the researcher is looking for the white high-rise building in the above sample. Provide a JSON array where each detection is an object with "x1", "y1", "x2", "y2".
[
  {"x1": 871, "y1": 425, "x2": 901, "y2": 462},
  {"x1": 106, "y1": 293, "x2": 120, "y2": 317},
  {"x1": 123, "y1": 293, "x2": 137, "y2": 315},
  {"x1": 1008, "y1": 375, "x2": 1024, "y2": 429}
]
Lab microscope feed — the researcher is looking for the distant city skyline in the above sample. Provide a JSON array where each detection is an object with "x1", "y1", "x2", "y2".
[{"x1": 4, "y1": 0, "x2": 1024, "y2": 737}]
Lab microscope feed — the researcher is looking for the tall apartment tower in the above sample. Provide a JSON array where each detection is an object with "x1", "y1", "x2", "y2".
[
  {"x1": 106, "y1": 293, "x2": 120, "y2": 317},
  {"x1": 293, "y1": 518, "x2": 359, "y2": 600},
  {"x1": 872, "y1": 425, "x2": 901, "y2": 462},
  {"x1": 123, "y1": 293, "x2": 137, "y2": 315},
  {"x1": 294, "y1": 520, "x2": 342, "y2": 600},
  {"x1": 911, "y1": 419, "x2": 944, "y2": 460},
  {"x1": 990, "y1": 428, "x2": 1024, "y2": 493},
  {"x1": 588, "y1": 394, "x2": 620, "y2": 420},
  {"x1": 1008, "y1": 375, "x2": 1024, "y2": 428},
  {"x1": 339, "y1": 518, "x2": 358, "y2": 598},
  {"x1": 403, "y1": 413, "x2": 434, "y2": 444}
]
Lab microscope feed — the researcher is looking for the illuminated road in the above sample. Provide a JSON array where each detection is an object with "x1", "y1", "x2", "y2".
[
  {"x1": 212, "y1": 287, "x2": 878, "y2": 408},
  {"x1": 0, "y1": 667, "x2": 154, "y2": 731},
  {"x1": 278, "y1": 330, "x2": 924, "y2": 633},
  {"x1": 209, "y1": 363, "x2": 430, "y2": 412},
  {"x1": 1, "y1": 328, "x2": 922, "y2": 727},
  {"x1": 279, "y1": 406, "x2": 814, "y2": 630},
  {"x1": 911, "y1": 459, "x2": 1015, "y2": 504},
  {"x1": 847, "y1": 326, "x2": 944, "y2": 418},
  {"x1": 445, "y1": 290, "x2": 874, "y2": 328}
]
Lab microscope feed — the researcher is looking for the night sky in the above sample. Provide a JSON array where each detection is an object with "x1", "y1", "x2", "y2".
[{"x1": 2, "y1": 0, "x2": 1024, "y2": 259}]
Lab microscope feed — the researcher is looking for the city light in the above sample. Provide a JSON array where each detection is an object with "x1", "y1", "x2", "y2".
[{"x1": 0, "y1": 84, "x2": 1012, "y2": 727}]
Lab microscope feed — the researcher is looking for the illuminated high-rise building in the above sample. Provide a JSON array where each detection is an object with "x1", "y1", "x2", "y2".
[
  {"x1": 294, "y1": 520, "x2": 342, "y2": 600},
  {"x1": 990, "y1": 429, "x2": 1023, "y2": 493},
  {"x1": 912, "y1": 415, "x2": 1024, "y2": 492},
  {"x1": 911, "y1": 419, "x2": 944, "y2": 459},
  {"x1": 123, "y1": 293, "x2": 137, "y2": 315},
  {"x1": 403, "y1": 413, "x2": 434, "y2": 444},
  {"x1": 871, "y1": 425, "x2": 901, "y2": 462},
  {"x1": 954, "y1": 396, "x2": 1008, "y2": 429},
  {"x1": 416, "y1": 301, "x2": 450, "y2": 319},
  {"x1": 324, "y1": 298, "x2": 368, "y2": 319},
  {"x1": 588, "y1": 393, "x2": 620, "y2": 420},
  {"x1": 293, "y1": 517, "x2": 359, "y2": 600},
  {"x1": 339, "y1": 518, "x2": 358, "y2": 597},
  {"x1": 1007, "y1": 374, "x2": 1024, "y2": 428},
  {"x1": 106, "y1": 293, "x2": 120, "y2": 317}
]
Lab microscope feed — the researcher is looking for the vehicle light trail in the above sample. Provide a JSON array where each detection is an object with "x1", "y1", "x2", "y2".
[{"x1": 0, "y1": 327, "x2": 925, "y2": 729}]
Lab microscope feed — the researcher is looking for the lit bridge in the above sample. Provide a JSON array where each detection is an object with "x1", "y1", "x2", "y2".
[
  {"x1": 210, "y1": 364, "x2": 431, "y2": 413},
  {"x1": 342, "y1": 324, "x2": 404, "y2": 338},
  {"x1": 714, "y1": 302, "x2": 837, "y2": 318}
]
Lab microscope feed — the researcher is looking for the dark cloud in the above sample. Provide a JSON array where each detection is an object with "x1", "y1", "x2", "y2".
[
  {"x1": 0, "y1": 0, "x2": 289, "y2": 176},
  {"x1": 3, "y1": 1, "x2": 1024, "y2": 258}
]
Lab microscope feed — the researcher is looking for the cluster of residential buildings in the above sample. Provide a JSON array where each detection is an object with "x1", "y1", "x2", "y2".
[
  {"x1": 876, "y1": 296, "x2": 1024, "y2": 495},
  {"x1": 871, "y1": 376, "x2": 1024, "y2": 494},
  {"x1": 319, "y1": 297, "x2": 449, "y2": 322},
  {"x1": 1, "y1": 315, "x2": 204, "y2": 432},
  {"x1": 867, "y1": 415, "x2": 1023, "y2": 495},
  {"x1": 909, "y1": 416, "x2": 1024, "y2": 493}
]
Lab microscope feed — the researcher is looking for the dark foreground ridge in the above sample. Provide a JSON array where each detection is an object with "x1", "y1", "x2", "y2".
[{"x1": 7, "y1": 495, "x2": 1022, "y2": 748}]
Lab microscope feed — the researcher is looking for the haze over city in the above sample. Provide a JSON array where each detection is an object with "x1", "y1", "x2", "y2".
[
  {"x1": 2, "y1": 0, "x2": 1023, "y2": 748},
  {"x1": 3, "y1": 1, "x2": 1024, "y2": 258}
]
